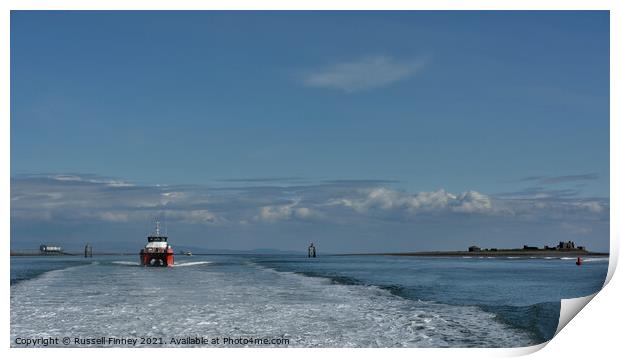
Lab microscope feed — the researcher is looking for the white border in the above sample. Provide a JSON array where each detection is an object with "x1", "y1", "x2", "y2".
[
  {"x1": 2, "y1": 1, "x2": 617, "y2": 358},
  {"x1": 0, "y1": 0, "x2": 617, "y2": 11}
]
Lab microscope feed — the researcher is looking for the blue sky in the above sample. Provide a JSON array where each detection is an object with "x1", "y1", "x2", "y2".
[{"x1": 10, "y1": 11, "x2": 610, "y2": 252}]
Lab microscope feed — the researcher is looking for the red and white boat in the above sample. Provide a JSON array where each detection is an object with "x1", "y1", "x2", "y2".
[{"x1": 139, "y1": 220, "x2": 174, "y2": 267}]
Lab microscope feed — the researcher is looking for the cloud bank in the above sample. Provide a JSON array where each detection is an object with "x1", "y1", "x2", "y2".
[
  {"x1": 11, "y1": 174, "x2": 609, "y2": 252},
  {"x1": 520, "y1": 173, "x2": 599, "y2": 185}
]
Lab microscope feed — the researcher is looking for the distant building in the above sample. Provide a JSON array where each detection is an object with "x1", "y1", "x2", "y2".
[
  {"x1": 466, "y1": 242, "x2": 586, "y2": 253},
  {"x1": 558, "y1": 241, "x2": 577, "y2": 250},
  {"x1": 40, "y1": 245, "x2": 63, "y2": 253}
]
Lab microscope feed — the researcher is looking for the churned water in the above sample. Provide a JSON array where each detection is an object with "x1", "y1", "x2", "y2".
[{"x1": 10, "y1": 254, "x2": 608, "y2": 347}]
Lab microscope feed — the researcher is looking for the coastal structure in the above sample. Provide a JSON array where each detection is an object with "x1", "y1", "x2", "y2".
[
  {"x1": 84, "y1": 244, "x2": 93, "y2": 258},
  {"x1": 557, "y1": 241, "x2": 586, "y2": 250},
  {"x1": 468, "y1": 245, "x2": 481, "y2": 252},
  {"x1": 470, "y1": 241, "x2": 587, "y2": 253},
  {"x1": 349, "y1": 242, "x2": 605, "y2": 258},
  {"x1": 308, "y1": 243, "x2": 317, "y2": 258}
]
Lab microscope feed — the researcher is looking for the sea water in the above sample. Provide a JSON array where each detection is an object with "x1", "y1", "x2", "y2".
[{"x1": 10, "y1": 254, "x2": 608, "y2": 347}]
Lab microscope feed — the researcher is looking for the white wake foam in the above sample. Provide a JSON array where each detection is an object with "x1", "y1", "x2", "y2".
[
  {"x1": 173, "y1": 261, "x2": 211, "y2": 267},
  {"x1": 112, "y1": 261, "x2": 141, "y2": 266},
  {"x1": 11, "y1": 257, "x2": 531, "y2": 348}
]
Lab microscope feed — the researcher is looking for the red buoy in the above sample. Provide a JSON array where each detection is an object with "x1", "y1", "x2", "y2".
[{"x1": 576, "y1": 257, "x2": 583, "y2": 266}]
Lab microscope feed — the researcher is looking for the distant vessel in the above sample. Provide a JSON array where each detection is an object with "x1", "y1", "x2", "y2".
[
  {"x1": 185, "y1": 251, "x2": 193, "y2": 256},
  {"x1": 39, "y1": 244, "x2": 63, "y2": 255},
  {"x1": 139, "y1": 221, "x2": 174, "y2": 267}
]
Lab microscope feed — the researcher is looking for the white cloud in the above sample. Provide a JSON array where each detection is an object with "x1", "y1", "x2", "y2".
[
  {"x1": 256, "y1": 199, "x2": 317, "y2": 222},
  {"x1": 302, "y1": 55, "x2": 428, "y2": 92},
  {"x1": 105, "y1": 180, "x2": 135, "y2": 188},
  {"x1": 98, "y1": 211, "x2": 130, "y2": 222},
  {"x1": 49, "y1": 174, "x2": 135, "y2": 187},
  {"x1": 453, "y1": 191, "x2": 492, "y2": 213},
  {"x1": 574, "y1": 201, "x2": 604, "y2": 213},
  {"x1": 328, "y1": 188, "x2": 492, "y2": 215},
  {"x1": 51, "y1": 174, "x2": 83, "y2": 182},
  {"x1": 160, "y1": 191, "x2": 185, "y2": 206}
]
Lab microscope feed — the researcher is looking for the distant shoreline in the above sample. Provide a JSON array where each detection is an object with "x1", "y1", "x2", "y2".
[
  {"x1": 9, "y1": 252, "x2": 134, "y2": 257},
  {"x1": 339, "y1": 250, "x2": 609, "y2": 257},
  {"x1": 10, "y1": 250, "x2": 610, "y2": 258},
  {"x1": 10, "y1": 252, "x2": 299, "y2": 257}
]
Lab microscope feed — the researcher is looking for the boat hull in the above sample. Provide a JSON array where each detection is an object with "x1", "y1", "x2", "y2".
[{"x1": 140, "y1": 250, "x2": 174, "y2": 267}]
